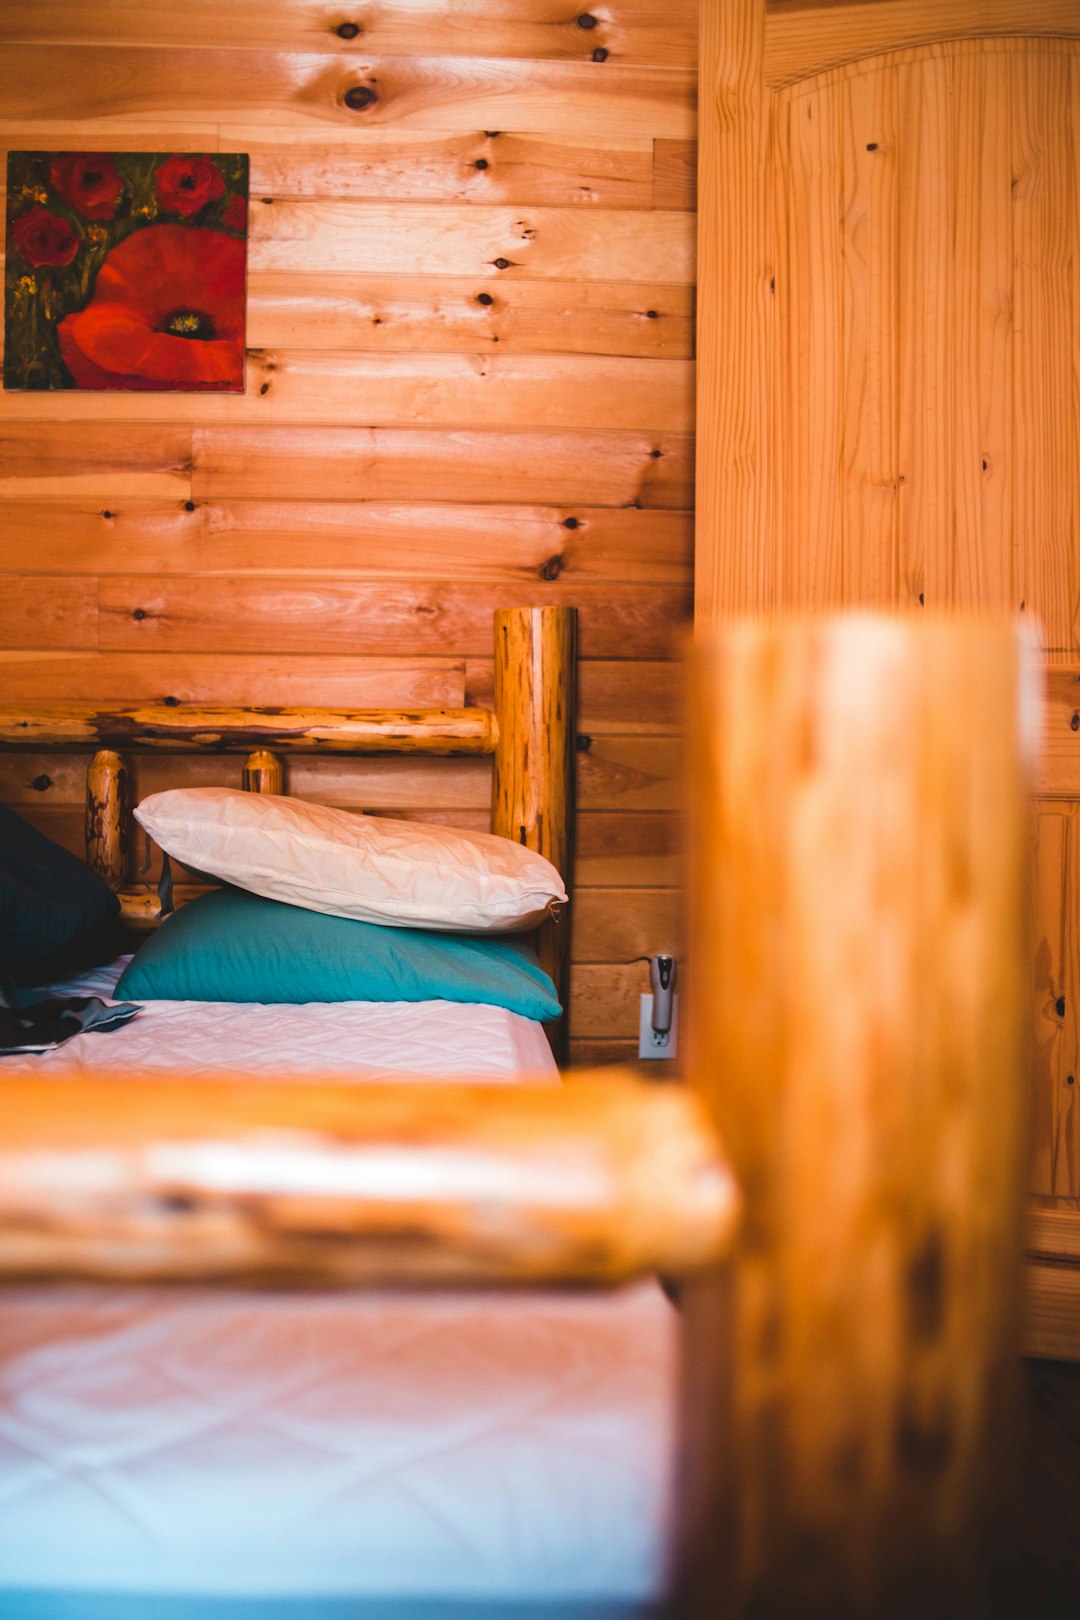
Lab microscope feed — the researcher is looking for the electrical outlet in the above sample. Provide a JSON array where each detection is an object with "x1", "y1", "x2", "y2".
[{"x1": 638, "y1": 993, "x2": 678, "y2": 1060}]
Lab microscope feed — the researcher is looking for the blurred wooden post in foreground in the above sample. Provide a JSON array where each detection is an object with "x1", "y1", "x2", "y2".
[{"x1": 677, "y1": 617, "x2": 1036, "y2": 1619}]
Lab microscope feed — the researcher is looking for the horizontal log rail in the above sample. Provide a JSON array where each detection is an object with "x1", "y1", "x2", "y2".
[
  {"x1": 0, "y1": 704, "x2": 499, "y2": 756},
  {"x1": 0, "y1": 1074, "x2": 737, "y2": 1289}
]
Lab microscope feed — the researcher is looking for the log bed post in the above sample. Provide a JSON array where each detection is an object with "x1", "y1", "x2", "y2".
[
  {"x1": 242, "y1": 749, "x2": 284, "y2": 794},
  {"x1": 85, "y1": 749, "x2": 128, "y2": 887},
  {"x1": 677, "y1": 617, "x2": 1035, "y2": 1619},
  {"x1": 491, "y1": 605, "x2": 577, "y2": 1064}
]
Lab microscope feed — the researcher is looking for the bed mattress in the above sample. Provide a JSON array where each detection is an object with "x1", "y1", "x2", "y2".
[{"x1": 0, "y1": 960, "x2": 677, "y2": 1617}]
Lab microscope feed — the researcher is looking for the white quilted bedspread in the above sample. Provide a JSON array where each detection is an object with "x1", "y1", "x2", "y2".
[
  {"x1": 2, "y1": 957, "x2": 556, "y2": 1083},
  {"x1": 0, "y1": 960, "x2": 676, "y2": 1606}
]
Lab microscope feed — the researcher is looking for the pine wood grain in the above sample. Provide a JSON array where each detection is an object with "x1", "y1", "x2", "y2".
[
  {"x1": 0, "y1": 652, "x2": 465, "y2": 709},
  {"x1": 246, "y1": 273, "x2": 693, "y2": 356},
  {"x1": 96, "y1": 578, "x2": 689, "y2": 659},
  {"x1": 571, "y1": 886, "x2": 680, "y2": 962},
  {"x1": 0, "y1": 578, "x2": 98, "y2": 651},
  {"x1": 0, "y1": 1075, "x2": 735, "y2": 1287},
  {"x1": 652, "y1": 137, "x2": 697, "y2": 209},
  {"x1": 0, "y1": 46, "x2": 696, "y2": 137},
  {"x1": 695, "y1": 0, "x2": 773, "y2": 620},
  {"x1": 1030, "y1": 801, "x2": 1080, "y2": 1201},
  {"x1": 680, "y1": 616, "x2": 1032, "y2": 1618},
  {"x1": 0, "y1": 424, "x2": 193, "y2": 501},
  {"x1": 190, "y1": 426, "x2": 694, "y2": 508},
  {"x1": 0, "y1": 500, "x2": 692, "y2": 584},
  {"x1": 1, "y1": 351, "x2": 695, "y2": 433},
  {"x1": 765, "y1": 0, "x2": 1080, "y2": 88},
  {"x1": 0, "y1": 736, "x2": 679, "y2": 814},
  {"x1": 0, "y1": 705, "x2": 500, "y2": 757},
  {"x1": 0, "y1": 1, "x2": 699, "y2": 69},
  {"x1": 248, "y1": 201, "x2": 695, "y2": 282}
]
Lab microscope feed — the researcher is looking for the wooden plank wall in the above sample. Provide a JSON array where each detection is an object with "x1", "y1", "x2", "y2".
[{"x1": 0, "y1": 0, "x2": 698, "y2": 1064}]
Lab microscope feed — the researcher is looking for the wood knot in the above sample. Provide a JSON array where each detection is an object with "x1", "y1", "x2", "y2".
[
  {"x1": 1070, "y1": 712, "x2": 1079, "y2": 732},
  {"x1": 645, "y1": 309, "x2": 658, "y2": 319},
  {"x1": 474, "y1": 158, "x2": 489, "y2": 170},
  {"x1": 344, "y1": 84, "x2": 378, "y2": 111},
  {"x1": 649, "y1": 448, "x2": 662, "y2": 458},
  {"x1": 493, "y1": 257, "x2": 511, "y2": 270},
  {"x1": 592, "y1": 47, "x2": 609, "y2": 61},
  {"x1": 259, "y1": 381, "x2": 270, "y2": 395},
  {"x1": 562, "y1": 516, "x2": 579, "y2": 530},
  {"x1": 866, "y1": 141, "x2": 878, "y2": 151},
  {"x1": 163, "y1": 695, "x2": 181, "y2": 707},
  {"x1": 576, "y1": 734, "x2": 593, "y2": 752},
  {"x1": 335, "y1": 21, "x2": 361, "y2": 38},
  {"x1": 30, "y1": 774, "x2": 53, "y2": 793},
  {"x1": 1057, "y1": 996, "x2": 1067, "y2": 1017},
  {"x1": 540, "y1": 555, "x2": 563, "y2": 581},
  {"x1": 577, "y1": 12, "x2": 598, "y2": 26},
  {"x1": 477, "y1": 292, "x2": 494, "y2": 305},
  {"x1": 131, "y1": 607, "x2": 147, "y2": 620},
  {"x1": 100, "y1": 509, "x2": 113, "y2": 519},
  {"x1": 183, "y1": 500, "x2": 196, "y2": 512}
]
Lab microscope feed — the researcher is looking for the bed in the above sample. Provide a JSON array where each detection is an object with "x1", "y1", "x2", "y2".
[
  {"x1": 0, "y1": 614, "x2": 1036, "y2": 1620},
  {"x1": 0, "y1": 605, "x2": 688, "y2": 1618}
]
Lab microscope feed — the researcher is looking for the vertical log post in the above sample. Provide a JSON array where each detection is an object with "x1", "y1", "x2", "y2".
[
  {"x1": 676, "y1": 618, "x2": 1035, "y2": 1619},
  {"x1": 491, "y1": 606, "x2": 577, "y2": 1066},
  {"x1": 85, "y1": 749, "x2": 128, "y2": 887},
  {"x1": 242, "y1": 750, "x2": 284, "y2": 794}
]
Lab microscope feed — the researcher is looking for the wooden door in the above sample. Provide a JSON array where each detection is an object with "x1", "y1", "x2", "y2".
[{"x1": 696, "y1": 0, "x2": 1080, "y2": 1357}]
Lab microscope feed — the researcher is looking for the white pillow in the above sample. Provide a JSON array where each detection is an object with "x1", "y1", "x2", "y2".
[{"x1": 134, "y1": 788, "x2": 567, "y2": 933}]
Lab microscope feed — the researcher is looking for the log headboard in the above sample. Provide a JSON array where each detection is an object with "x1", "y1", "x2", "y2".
[{"x1": 0, "y1": 604, "x2": 577, "y2": 1061}]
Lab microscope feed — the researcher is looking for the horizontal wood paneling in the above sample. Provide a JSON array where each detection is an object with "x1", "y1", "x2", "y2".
[
  {"x1": 0, "y1": 0, "x2": 698, "y2": 1059},
  {"x1": 0, "y1": 501, "x2": 692, "y2": 583},
  {"x1": 0, "y1": 47, "x2": 696, "y2": 137},
  {"x1": 1, "y1": 352, "x2": 696, "y2": 433},
  {"x1": 0, "y1": 653, "x2": 682, "y2": 735},
  {"x1": 0, "y1": 4, "x2": 697, "y2": 68},
  {"x1": 247, "y1": 202, "x2": 696, "y2": 280},
  {"x1": 246, "y1": 275, "x2": 694, "y2": 356},
  {"x1": 1, "y1": 128, "x2": 658, "y2": 207},
  {"x1": 191, "y1": 426, "x2": 694, "y2": 507},
  {"x1": 0, "y1": 579, "x2": 98, "y2": 651},
  {"x1": 96, "y1": 579, "x2": 689, "y2": 658}
]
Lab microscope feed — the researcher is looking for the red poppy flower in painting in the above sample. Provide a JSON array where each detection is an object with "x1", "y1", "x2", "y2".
[
  {"x1": 49, "y1": 153, "x2": 124, "y2": 220},
  {"x1": 56, "y1": 225, "x2": 245, "y2": 391},
  {"x1": 11, "y1": 206, "x2": 79, "y2": 268},
  {"x1": 220, "y1": 193, "x2": 247, "y2": 234},
  {"x1": 154, "y1": 154, "x2": 225, "y2": 217}
]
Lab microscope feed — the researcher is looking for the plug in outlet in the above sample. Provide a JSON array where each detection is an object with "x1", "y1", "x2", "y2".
[{"x1": 638, "y1": 993, "x2": 678, "y2": 1060}]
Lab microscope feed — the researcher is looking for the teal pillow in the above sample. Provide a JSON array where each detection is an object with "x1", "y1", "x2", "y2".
[{"x1": 115, "y1": 888, "x2": 561, "y2": 1021}]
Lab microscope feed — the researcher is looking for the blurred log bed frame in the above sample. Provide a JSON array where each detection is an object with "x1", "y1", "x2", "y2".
[{"x1": 0, "y1": 616, "x2": 1040, "y2": 1618}]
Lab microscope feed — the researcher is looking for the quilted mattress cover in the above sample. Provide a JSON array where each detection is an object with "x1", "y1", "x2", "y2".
[{"x1": 0, "y1": 960, "x2": 677, "y2": 1615}]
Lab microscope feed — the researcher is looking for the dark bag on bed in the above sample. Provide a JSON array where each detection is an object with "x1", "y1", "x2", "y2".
[{"x1": 0, "y1": 804, "x2": 124, "y2": 980}]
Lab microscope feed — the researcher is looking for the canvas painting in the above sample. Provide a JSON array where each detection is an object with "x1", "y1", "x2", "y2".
[{"x1": 4, "y1": 151, "x2": 249, "y2": 393}]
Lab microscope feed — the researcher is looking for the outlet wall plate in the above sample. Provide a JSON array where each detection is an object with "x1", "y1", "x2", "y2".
[{"x1": 638, "y1": 992, "x2": 678, "y2": 1060}]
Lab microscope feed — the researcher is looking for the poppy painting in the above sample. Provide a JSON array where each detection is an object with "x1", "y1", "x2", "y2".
[{"x1": 4, "y1": 151, "x2": 248, "y2": 393}]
